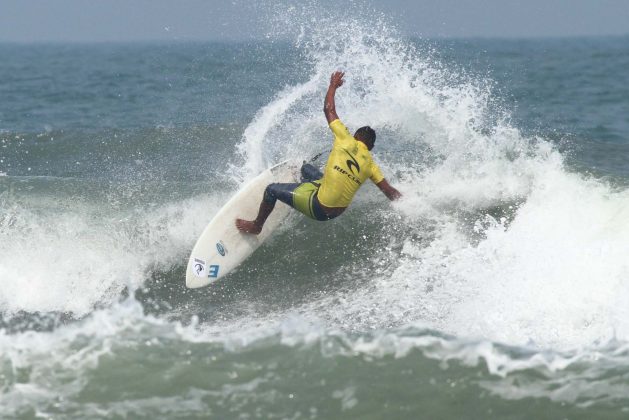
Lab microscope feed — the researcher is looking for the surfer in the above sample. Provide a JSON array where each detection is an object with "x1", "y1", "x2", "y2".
[{"x1": 236, "y1": 71, "x2": 401, "y2": 234}]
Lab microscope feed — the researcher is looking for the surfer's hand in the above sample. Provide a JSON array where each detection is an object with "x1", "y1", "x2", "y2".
[
  {"x1": 377, "y1": 179, "x2": 402, "y2": 201},
  {"x1": 330, "y1": 71, "x2": 345, "y2": 89}
]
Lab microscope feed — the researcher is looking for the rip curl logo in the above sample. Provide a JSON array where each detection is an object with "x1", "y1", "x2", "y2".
[
  {"x1": 333, "y1": 165, "x2": 361, "y2": 185},
  {"x1": 193, "y1": 258, "x2": 207, "y2": 278},
  {"x1": 343, "y1": 150, "x2": 360, "y2": 175}
]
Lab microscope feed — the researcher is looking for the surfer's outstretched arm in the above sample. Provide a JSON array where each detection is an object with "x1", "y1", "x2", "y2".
[
  {"x1": 324, "y1": 71, "x2": 344, "y2": 123},
  {"x1": 376, "y1": 179, "x2": 402, "y2": 201}
]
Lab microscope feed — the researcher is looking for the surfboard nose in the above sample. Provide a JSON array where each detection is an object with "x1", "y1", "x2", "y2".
[{"x1": 186, "y1": 258, "x2": 211, "y2": 289}]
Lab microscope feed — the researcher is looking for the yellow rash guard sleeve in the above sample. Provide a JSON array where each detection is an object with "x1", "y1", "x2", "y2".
[
  {"x1": 369, "y1": 161, "x2": 385, "y2": 184},
  {"x1": 317, "y1": 119, "x2": 385, "y2": 208},
  {"x1": 329, "y1": 118, "x2": 355, "y2": 147}
]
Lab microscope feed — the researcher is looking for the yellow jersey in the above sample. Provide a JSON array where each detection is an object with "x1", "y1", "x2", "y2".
[{"x1": 317, "y1": 119, "x2": 385, "y2": 208}]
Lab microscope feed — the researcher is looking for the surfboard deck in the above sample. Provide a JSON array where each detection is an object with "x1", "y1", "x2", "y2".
[{"x1": 186, "y1": 160, "x2": 300, "y2": 288}]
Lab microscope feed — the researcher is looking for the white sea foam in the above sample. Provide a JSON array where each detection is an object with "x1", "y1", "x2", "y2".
[{"x1": 0, "y1": 192, "x2": 225, "y2": 316}]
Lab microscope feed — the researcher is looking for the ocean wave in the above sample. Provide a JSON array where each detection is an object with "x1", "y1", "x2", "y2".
[{"x1": 2, "y1": 299, "x2": 629, "y2": 417}]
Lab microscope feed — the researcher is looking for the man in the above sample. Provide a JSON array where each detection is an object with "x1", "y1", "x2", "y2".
[{"x1": 235, "y1": 71, "x2": 401, "y2": 234}]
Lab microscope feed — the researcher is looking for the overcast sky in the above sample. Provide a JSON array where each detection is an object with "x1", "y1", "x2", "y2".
[{"x1": 1, "y1": 0, "x2": 627, "y2": 43}]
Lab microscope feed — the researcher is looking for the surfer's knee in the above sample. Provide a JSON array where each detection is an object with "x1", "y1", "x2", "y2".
[
  {"x1": 301, "y1": 163, "x2": 323, "y2": 182},
  {"x1": 263, "y1": 183, "x2": 279, "y2": 204}
]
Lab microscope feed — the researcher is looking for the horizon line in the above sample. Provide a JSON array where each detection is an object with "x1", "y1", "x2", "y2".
[{"x1": 1, "y1": 32, "x2": 628, "y2": 46}]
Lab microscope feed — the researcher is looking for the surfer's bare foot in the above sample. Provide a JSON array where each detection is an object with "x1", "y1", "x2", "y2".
[{"x1": 235, "y1": 218, "x2": 262, "y2": 234}]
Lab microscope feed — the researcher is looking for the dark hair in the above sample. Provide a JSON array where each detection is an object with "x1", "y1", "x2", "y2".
[{"x1": 354, "y1": 126, "x2": 376, "y2": 150}]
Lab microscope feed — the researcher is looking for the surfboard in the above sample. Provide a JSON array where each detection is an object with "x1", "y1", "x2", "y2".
[{"x1": 186, "y1": 160, "x2": 300, "y2": 288}]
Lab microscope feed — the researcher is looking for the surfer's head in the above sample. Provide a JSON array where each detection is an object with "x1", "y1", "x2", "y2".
[{"x1": 354, "y1": 126, "x2": 376, "y2": 150}]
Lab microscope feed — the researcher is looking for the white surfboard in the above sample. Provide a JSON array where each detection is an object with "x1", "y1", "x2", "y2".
[{"x1": 186, "y1": 160, "x2": 300, "y2": 288}]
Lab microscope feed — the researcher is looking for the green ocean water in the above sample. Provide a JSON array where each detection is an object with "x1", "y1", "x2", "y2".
[{"x1": 2, "y1": 7, "x2": 629, "y2": 419}]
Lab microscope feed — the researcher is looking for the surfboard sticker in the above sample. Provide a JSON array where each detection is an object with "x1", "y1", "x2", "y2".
[
  {"x1": 208, "y1": 265, "x2": 220, "y2": 278},
  {"x1": 193, "y1": 258, "x2": 207, "y2": 278},
  {"x1": 216, "y1": 241, "x2": 227, "y2": 256}
]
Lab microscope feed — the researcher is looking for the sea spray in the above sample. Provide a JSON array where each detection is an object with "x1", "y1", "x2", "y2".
[{"x1": 226, "y1": 2, "x2": 629, "y2": 354}]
